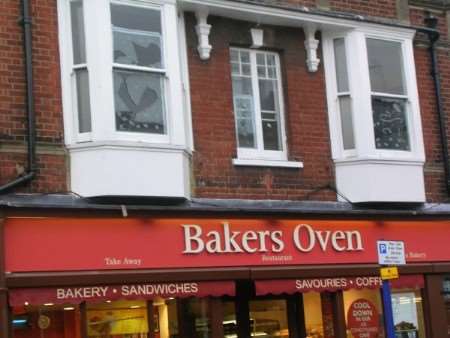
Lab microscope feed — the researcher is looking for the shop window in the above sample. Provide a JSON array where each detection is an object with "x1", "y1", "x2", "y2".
[
  {"x1": 154, "y1": 297, "x2": 179, "y2": 338},
  {"x1": 343, "y1": 288, "x2": 385, "y2": 338},
  {"x1": 178, "y1": 298, "x2": 237, "y2": 338},
  {"x1": 303, "y1": 292, "x2": 325, "y2": 338},
  {"x1": 86, "y1": 298, "x2": 179, "y2": 338},
  {"x1": 391, "y1": 289, "x2": 426, "y2": 338},
  {"x1": 223, "y1": 301, "x2": 237, "y2": 338},
  {"x1": 86, "y1": 300, "x2": 149, "y2": 337},
  {"x1": 322, "y1": 28, "x2": 425, "y2": 202},
  {"x1": 443, "y1": 277, "x2": 450, "y2": 337},
  {"x1": 249, "y1": 299, "x2": 289, "y2": 338},
  {"x1": 12, "y1": 303, "x2": 81, "y2": 338}
]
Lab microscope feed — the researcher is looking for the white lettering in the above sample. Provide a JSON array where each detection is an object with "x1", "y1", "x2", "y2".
[
  {"x1": 257, "y1": 231, "x2": 270, "y2": 252},
  {"x1": 331, "y1": 230, "x2": 346, "y2": 251},
  {"x1": 346, "y1": 231, "x2": 363, "y2": 251},
  {"x1": 315, "y1": 230, "x2": 331, "y2": 251},
  {"x1": 271, "y1": 231, "x2": 284, "y2": 252},
  {"x1": 222, "y1": 222, "x2": 243, "y2": 253},
  {"x1": 182, "y1": 224, "x2": 204, "y2": 253},
  {"x1": 242, "y1": 231, "x2": 258, "y2": 253},
  {"x1": 293, "y1": 224, "x2": 315, "y2": 252},
  {"x1": 206, "y1": 231, "x2": 223, "y2": 253}
]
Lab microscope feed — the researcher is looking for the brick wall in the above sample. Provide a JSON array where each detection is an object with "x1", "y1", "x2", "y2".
[
  {"x1": 186, "y1": 3, "x2": 450, "y2": 202},
  {"x1": 187, "y1": 14, "x2": 335, "y2": 201},
  {"x1": 0, "y1": 0, "x2": 449, "y2": 203},
  {"x1": 0, "y1": 0, "x2": 66, "y2": 192},
  {"x1": 329, "y1": 0, "x2": 398, "y2": 18}
]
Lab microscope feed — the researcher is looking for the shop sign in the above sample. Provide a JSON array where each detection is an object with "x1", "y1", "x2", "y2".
[
  {"x1": 4, "y1": 218, "x2": 447, "y2": 272},
  {"x1": 255, "y1": 275, "x2": 424, "y2": 295},
  {"x1": 347, "y1": 299, "x2": 379, "y2": 338},
  {"x1": 380, "y1": 267, "x2": 399, "y2": 280},
  {"x1": 377, "y1": 241, "x2": 406, "y2": 265},
  {"x1": 8, "y1": 281, "x2": 235, "y2": 307}
]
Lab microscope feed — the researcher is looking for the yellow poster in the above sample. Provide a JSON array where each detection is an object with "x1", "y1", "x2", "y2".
[{"x1": 87, "y1": 307, "x2": 148, "y2": 336}]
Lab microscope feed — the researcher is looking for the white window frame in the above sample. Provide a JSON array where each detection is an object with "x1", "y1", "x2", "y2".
[
  {"x1": 322, "y1": 27, "x2": 425, "y2": 163},
  {"x1": 58, "y1": 0, "x2": 188, "y2": 148},
  {"x1": 329, "y1": 35, "x2": 357, "y2": 158},
  {"x1": 230, "y1": 48, "x2": 288, "y2": 162}
]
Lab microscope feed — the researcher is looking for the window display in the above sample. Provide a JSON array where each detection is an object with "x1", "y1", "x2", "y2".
[
  {"x1": 87, "y1": 300, "x2": 148, "y2": 337},
  {"x1": 249, "y1": 299, "x2": 289, "y2": 338},
  {"x1": 303, "y1": 292, "x2": 325, "y2": 338},
  {"x1": 12, "y1": 303, "x2": 81, "y2": 338},
  {"x1": 343, "y1": 288, "x2": 384, "y2": 338},
  {"x1": 391, "y1": 290, "x2": 425, "y2": 338},
  {"x1": 444, "y1": 277, "x2": 450, "y2": 337}
]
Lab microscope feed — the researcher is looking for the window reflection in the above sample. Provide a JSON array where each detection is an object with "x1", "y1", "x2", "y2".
[
  {"x1": 391, "y1": 291, "x2": 424, "y2": 338},
  {"x1": 303, "y1": 292, "x2": 325, "y2": 338},
  {"x1": 87, "y1": 300, "x2": 148, "y2": 337},
  {"x1": 249, "y1": 299, "x2": 289, "y2": 338},
  {"x1": 444, "y1": 278, "x2": 450, "y2": 337},
  {"x1": 12, "y1": 304, "x2": 81, "y2": 338}
]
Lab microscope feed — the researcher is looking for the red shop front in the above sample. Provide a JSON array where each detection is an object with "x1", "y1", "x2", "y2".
[{"x1": 4, "y1": 216, "x2": 450, "y2": 338}]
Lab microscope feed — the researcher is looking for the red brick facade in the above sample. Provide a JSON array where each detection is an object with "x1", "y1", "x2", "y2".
[
  {"x1": 0, "y1": 0, "x2": 65, "y2": 192},
  {"x1": 0, "y1": 0, "x2": 449, "y2": 201}
]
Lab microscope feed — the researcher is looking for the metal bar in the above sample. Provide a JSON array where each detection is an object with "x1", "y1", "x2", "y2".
[{"x1": 381, "y1": 280, "x2": 396, "y2": 338}]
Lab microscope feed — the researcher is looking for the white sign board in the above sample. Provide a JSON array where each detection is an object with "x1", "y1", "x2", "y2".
[{"x1": 377, "y1": 240, "x2": 406, "y2": 265}]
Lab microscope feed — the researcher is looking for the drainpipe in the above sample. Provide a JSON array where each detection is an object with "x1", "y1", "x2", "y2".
[
  {"x1": 418, "y1": 15, "x2": 450, "y2": 196},
  {"x1": 0, "y1": 0, "x2": 36, "y2": 194}
]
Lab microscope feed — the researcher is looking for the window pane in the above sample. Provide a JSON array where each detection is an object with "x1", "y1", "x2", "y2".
[
  {"x1": 87, "y1": 300, "x2": 148, "y2": 336},
  {"x1": 339, "y1": 95, "x2": 355, "y2": 150},
  {"x1": 111, "y1": 4, "x2": 162, "y2": 68},
  {"x1": 111, "y1": 4, "x2": 161, "y2": 33},
  {"x1": 249, "y1": 299, "x2": 289, "y2": 338},
  {"x1": 75, "y1": 68, "x2": 91, "y2": 133},
  {"x1": 367, "y1": 38, "x2": 405, "y2": 95},
  {"x1": 12, "y1": 304, "x2": 80, "y2": 338},
  {"x1": 114, "y1": 69, "x2": 166, "y2": 134},
  {"x1": 256, "y1": 53, "x2": 265, "y2": 66},
  {"x1": 372, "y1": 96, "x2": 410, "y2": 150},
  {"x1": 259, "y1": 79, "x2": 276, "y2": 111},
  {"x1": 232, "y1": 76, "x2": 256, "y2": 148},
  {"x1": 223, "y1": 301, "x2": 237, "y2": 337},
  {"x1": 392, "y1": 290, "x2": 426, "y2": 338},
  {"x1": 70, "y1": 0, "x2": 86, "y2": 64},
  {"x1": 240, "y1": 51, "x2": 250, "y2": 63},
  {"x1": 333, "y1": 38, "x2": 349, "y2": 93},
  {"x1": 230, "y1": 49, "x2": 239, "y2": 62},
  {"x1": 259, "y1": 79, "x2": 282, "y2": 151},
  {"x1": 113, "y1": 29, "x2": 162, "y2": 68},
  {"x1": 303, "y1": 292, "x2": 325, "y2": 337},
  {"x1": 180, "y1": 298, "x2": 212, "y2": 338},
  {"x1": 442, "y1": 277, "x2": 450, "y2": 337}
]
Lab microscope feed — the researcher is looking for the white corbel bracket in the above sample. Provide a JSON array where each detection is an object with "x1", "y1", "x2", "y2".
[
  {"x1": 304, "y1": 25, "x2": 320, "y2": 72},
  {"x1": 195, "y1": 10, "x2": 212, "y2": 60}
]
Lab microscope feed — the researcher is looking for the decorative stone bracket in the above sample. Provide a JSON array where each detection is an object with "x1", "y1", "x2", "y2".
[
  {"x1": 195, "y1": 10, "x2": 212, "y2": 60},
  {"x1": 304, "y1": 25, "x2": 320, "y2": 72}
]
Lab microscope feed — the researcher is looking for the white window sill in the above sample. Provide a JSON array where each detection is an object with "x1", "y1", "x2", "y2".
[{"x1": 232, "y1": 158, "x2": 303, "y2": 168}]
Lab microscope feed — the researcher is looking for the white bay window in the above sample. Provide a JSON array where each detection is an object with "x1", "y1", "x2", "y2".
[
  {"x1": 323, "y1": 28, "x2": 425, "y2": 203},
  {"x1": 58, "y1": 0, "x2": 191, "y2": 198}
]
